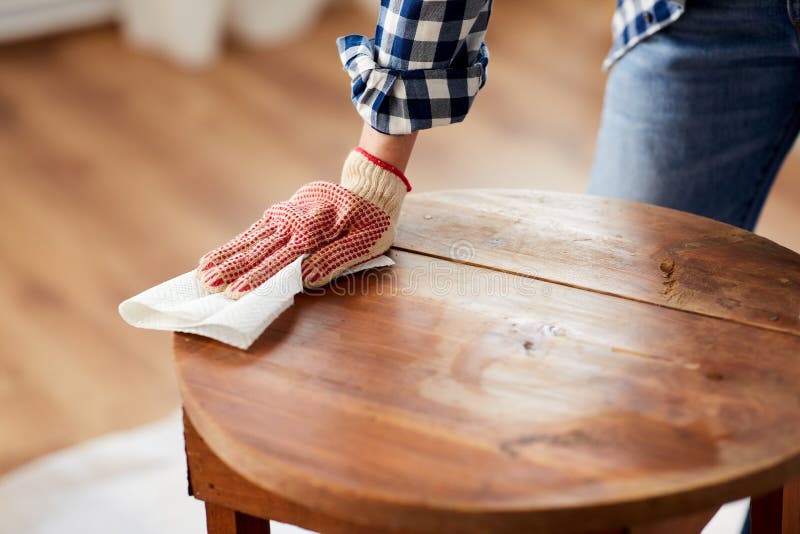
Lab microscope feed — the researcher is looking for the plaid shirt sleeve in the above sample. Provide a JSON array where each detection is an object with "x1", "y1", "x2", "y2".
[
  {"x1": 604, "y1": 0, "x2": 685, "y2": 70},
  {"x1": 337, "y1": 0, "x2": 493, "y2": 135}
]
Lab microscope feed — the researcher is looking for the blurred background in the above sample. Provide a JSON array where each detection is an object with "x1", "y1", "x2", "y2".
[{"x1": 0, "y1": 0, "x2": 795, "y2": 531}]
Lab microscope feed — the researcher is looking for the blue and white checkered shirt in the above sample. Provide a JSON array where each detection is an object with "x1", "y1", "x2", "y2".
[
  {"x1": 337, "y1": 0, "x2": 685, "y2": 135},
  {"x1": 605, "y1": 0, "x2": 685, "y2": 70}
]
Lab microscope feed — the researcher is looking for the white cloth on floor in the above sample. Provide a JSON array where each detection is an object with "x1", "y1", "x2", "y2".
[
  {"x1": 0, "y1": 411, "x2": 312, "y2": 534},
  {"x1": 118, "y1": 255, "x2": 394, "y2": 350}
]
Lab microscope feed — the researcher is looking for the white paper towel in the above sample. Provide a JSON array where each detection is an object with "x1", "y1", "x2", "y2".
[{"x1": 118, "y1": 255, "x2": 394, "y2": 350}]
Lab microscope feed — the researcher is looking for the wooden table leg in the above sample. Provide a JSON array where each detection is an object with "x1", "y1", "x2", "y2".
[
  {"x1": 205, "y1": 502, "x2": 270, "y2": 534},
  {"x1": 751, "y1": 478, "x2": 800, "y2": 534}
]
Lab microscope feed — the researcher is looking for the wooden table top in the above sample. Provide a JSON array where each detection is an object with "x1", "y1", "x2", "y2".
[{"x1": 175, "y1": 190, "x2": 800, "y2": 533}]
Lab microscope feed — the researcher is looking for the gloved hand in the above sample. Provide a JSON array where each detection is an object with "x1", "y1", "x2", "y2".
[{"x1": 197, "y1": 147, "x2": 411, "y2": 298}]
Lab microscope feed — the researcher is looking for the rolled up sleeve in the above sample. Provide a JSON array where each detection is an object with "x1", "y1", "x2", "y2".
[{"x1": 337, "y1": 0, "x2": 493, "y2": 135}]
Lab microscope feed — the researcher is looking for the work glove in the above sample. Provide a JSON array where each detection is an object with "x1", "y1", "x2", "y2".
[{"x1": 197, "y1": 147, "x2": 411, "y2": 299}]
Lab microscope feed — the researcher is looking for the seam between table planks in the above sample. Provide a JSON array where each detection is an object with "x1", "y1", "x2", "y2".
[{"x1": 390, "y1": 245, "x2": 800, "y2": 339}]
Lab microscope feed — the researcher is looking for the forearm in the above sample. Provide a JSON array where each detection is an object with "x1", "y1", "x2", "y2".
[{"x1": 358, "y1": 123, "x2": 418, "y2": 173}]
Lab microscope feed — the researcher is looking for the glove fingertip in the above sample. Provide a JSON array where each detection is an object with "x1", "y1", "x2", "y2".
[
  {"x1": 224, "y1": 278, "x2": 253, "y2": 300},
  {"x1": 197, "y1": 266, "x2": 228, "y2": 293},
  {"x1": 302, "y1": 257, "x2": 363, "y2": 289},
  {"x1": 301, "y1": 256, "x2": 333, "y2": 288}
]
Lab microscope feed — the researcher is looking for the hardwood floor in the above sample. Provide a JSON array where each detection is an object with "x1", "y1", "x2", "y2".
[{"x1": 1, "y1": 1, "x2": 798, "y2": 474}]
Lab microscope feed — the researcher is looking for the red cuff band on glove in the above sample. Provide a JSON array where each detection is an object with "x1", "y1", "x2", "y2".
[{"x1": 354, "y1": 146, "x2": 413, "y2": 192}]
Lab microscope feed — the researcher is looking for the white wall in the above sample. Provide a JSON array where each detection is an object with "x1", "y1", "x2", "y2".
[{"x1": 0, "y1": 0, "x2": 116, "y2": 42}]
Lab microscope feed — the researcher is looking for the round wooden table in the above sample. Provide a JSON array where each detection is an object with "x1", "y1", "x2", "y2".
[{"x1": 176, "y1": 190, "x2": 800, "y2": 534}]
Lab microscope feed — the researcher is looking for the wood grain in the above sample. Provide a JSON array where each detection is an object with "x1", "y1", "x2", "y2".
[
  {"x1": 187, "y1": 411, "x2": 705, "y2": 534},
  {"x1": 396, "y1": 190, "x2": 800, "y2": 336},
  {"x1": 176, "y1": 242, "x2": 800, "y2": 533},
  {"x1": 185, "y1": 412, "x2": 409, "y2": 534}
]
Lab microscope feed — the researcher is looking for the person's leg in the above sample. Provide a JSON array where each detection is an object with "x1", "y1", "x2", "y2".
[
  {"x1": 591, "y1": 3, "x2": 799, "y2": 532},
  {"x1": 589, "y1": 0, "x2": 800, "y2": 232}
]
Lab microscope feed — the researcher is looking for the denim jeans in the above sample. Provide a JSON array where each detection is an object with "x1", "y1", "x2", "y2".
[
  {"x1": 589, "y1": 2, "x2": 800, "y2": 531},
  {"x1": 589, "y1": 0, "x2": 800, "y2": 232}
]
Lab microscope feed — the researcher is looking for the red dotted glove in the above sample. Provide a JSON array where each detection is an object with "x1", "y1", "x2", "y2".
[{"x1": 197, "y1": 148, "x2": 411, "y2": 299}]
